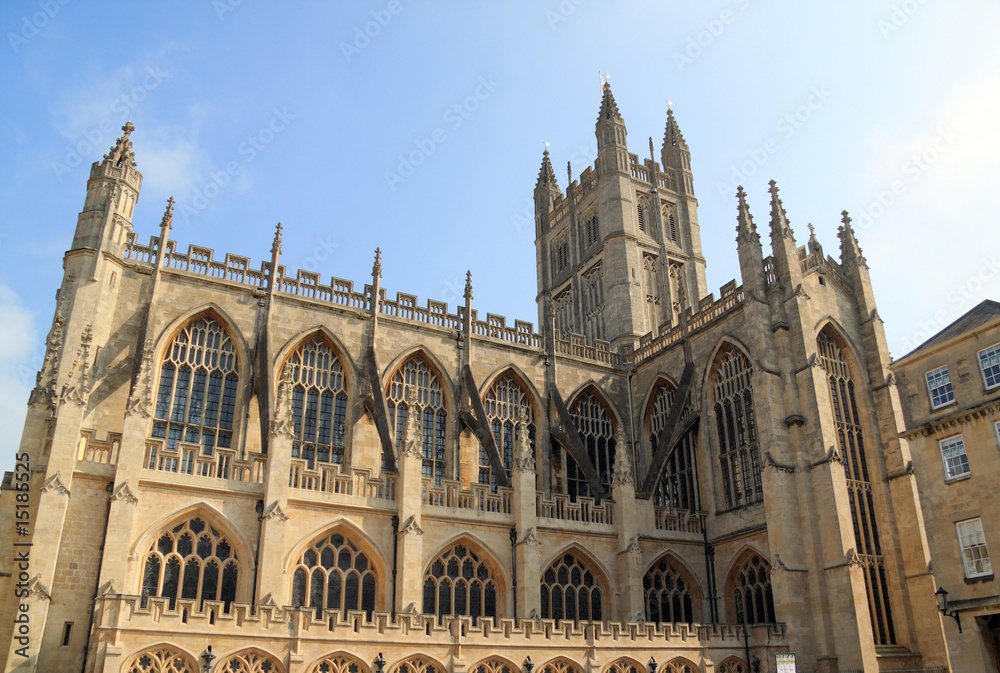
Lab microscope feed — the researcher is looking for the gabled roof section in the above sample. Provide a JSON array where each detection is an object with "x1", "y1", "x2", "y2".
[{"x1": 896, "y1": 300, "x2": 1000, "y2": 361}]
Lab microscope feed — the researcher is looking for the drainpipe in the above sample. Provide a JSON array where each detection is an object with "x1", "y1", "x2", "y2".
[
  {"x1": 390, "y1": 515, "x2": 399, "y2": 618},
  {"x1": 251, "y1": 499, "x2": 264, "y2": 611},
  {"x1": 509, "y1": 527, "x2": 517, "y2": 618}
]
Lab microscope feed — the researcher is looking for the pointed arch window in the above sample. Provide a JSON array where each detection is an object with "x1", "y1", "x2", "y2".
[
  {"x1": 126, "y1": 646, "x2": 198, "y2": 673},
  {"x1": 637, "y1": 197, "x2": 649, "y2": 233},
  {"x1": 471, "y1": 659, "x2": 517, "y2": 673},
  {"x1": 643, "y1": 556, "x2": 695, "y2": 624},
  {"x1": 537, "y1": 661, "x2": 581, "y2": 673},
  {"x1": 712, "y1": 348, "x2": 762, "y2": 509},
  {"x1": 717, "y1": 659, "x2": 748, "y2": 673},
  {"x1": 307, "y1": 654, "x2": 369, "y2": 673},
  {"x1": 642, "y1": 256, "x2": 664, "y2": 334},
  {"x1": 732, "y1": 553, "x2": 775, "y2": 624},
  {"x1": 152, "y1": 316, "x2": 238, "y2": 457},
  {"x1": 663, "y1": 661, "x2": 696, "y2": 673},
  {"x1": 647, "y1": 380, "x2": 699, "y2": 513},
  {"x1": 215, "y1": 651, "x2": 283, "y2": 673},
  {"x1": 283, "y1": 337, "x2": 348, "y2": 469},
  {"x1": 818, "y1": 329, "x2": 896, "y2": 645},
  {"x1": 606, "y1": 661, "x2": 642, "y2": 673},
  {"x1": 540, "y1": 552, "x2": 603, "y2": 621},
  {"x1": 140, "y1": 517, "x2": 239, "y2": 612},
  {"x1": 422, "y1": 544, "x2": 499, "y2": 624},
  {"x1": 479, "y1": 375, "x2": 535, "y2": 491},
  {"x1": 395, "y1": 658, "x2": 440, "y2": 673},
  {"x1": 564, "y1": 391, "x2": 616, "y2": 499},
  {"x1": 386, "y1": 356, "x2": 448, "y2": 485},
  {"x1": 583, "y1": 213, "x2": 599, "y2": 249},
  {"x1": 290, "y1": 531, "x2": 377, "y2": 618}
]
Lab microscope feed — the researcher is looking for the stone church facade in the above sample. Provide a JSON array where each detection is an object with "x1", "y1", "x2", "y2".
[{"x1": 0, "y1": 85, "x2": 955, "y2": 672}]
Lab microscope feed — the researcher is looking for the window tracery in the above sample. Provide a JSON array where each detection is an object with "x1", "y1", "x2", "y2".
[
  {"x1": 552, "y1": 289, "x2": 574, "y2": 337},
  {"x1": 471, "y1": 658, "x2": 517, "y2": 673},
  {"x1": 606, "y1": 660, "x2": 643, "y2": 673},
  {"x1": 712, "y1": 348, "x2": 762, "y2": 509},
  {"x1": 540, "y1": 552, "x2": 603, "y2": 621},
  {"x1": 582, "y1": 212, "x2": 599, "y2": 249},
  {"x1": 818, "y1": 328, "x2": 896, "y2": 645},
  {"x1": 732, "y1": 553, "x2": 775, "y2": 624},
  {"x1": 479, "y1": 374, "x2": 535, "y2": 491},
  {"x1": 537, "y1": 661, "x2": 581, "y2": 673},
  {"x1": 386, "y1": 356, "x2": 447, "y2": 485},
  {"x1": 643, "y1": 556, "x2": 695, "y2": 623},
  {"x1": 581, "y1": 264, "x2": 606, "y2": 342},
  {"x1": 290, "y1": 532, "x2": 377, "y2": 618},
  {"x1": 395, "y1": 658, "x2": 440, "y2": 673},
  {"x1": 717, "y1": 659, "x2": 748, "y2": 673},
  {"x1": 642, "y1": 255, "x2": 664, "y2": 334},
  {"x1": 140, "y1": 517, "x2": 239, "y2": 611},
  {"x1": 637, "y1": 197, "x2": 649, "y2": 233},
  {"x1": 283, "y1": 337, "x2": 348, "y2": 469},
  {"x1": 422, "y1": 544, "x2": 499, "y2": 623},
  {"x1": 126, "y1": 646, "x2": 197, "y2": 673},
  {"x1": 662, "y1": 661, "x2": 695, "y2": 673},
  {"x1": 152, "y1": 315, "x2": 238, "y2": 459},
  {"x1": 216, "y1": 651, "x2": 282, "y2": 673},
  {"x1": 565, "y1": 391, "x2": 616, "y2": 499},
  {"x1": 307, "y1": 654, "x2": 368, "y2": 673},
  {"x1": 647, "y1": 380, "x2": 699, "y2": 513}
]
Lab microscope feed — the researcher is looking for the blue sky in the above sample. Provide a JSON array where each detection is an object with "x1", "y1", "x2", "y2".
[{"x1": 1, "y1": 1, "x2": 999, "y2": 472}]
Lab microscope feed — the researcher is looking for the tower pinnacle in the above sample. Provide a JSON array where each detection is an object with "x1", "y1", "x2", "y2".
[
  {"x1": 838, "y1": 211, "x2": 866, "y2": 267},
  {"x1": 160, "y1": 197, "x2": 175, "y2": 232},
  {"x1": 736, "y1": 186, "x2": 759, "y2": 245},
  {"x1": 663, "y1": 108, "x2": 688, "y2": 150},
  {"x1": 768, "y1": 180, "x2": 795, "y2": 241},
  {"x1": 597, "y1": 79, "x2": 622, "y2": 123},
  {"x1": 104, "y1": 121, "x2": 137, "y2": 169},
  {"x1": 271, "y1": 222, "x2": 283, "y2": 256},
  {"x1": 535, "y1": 148, "x2": 559, "y2": 190}
]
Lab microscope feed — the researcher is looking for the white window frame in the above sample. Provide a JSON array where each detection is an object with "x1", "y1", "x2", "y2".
[
  {"x1": 979, "y1": 342, "x2": 1000, "y2": 391},
  {"x1": 939, "y1": 434, "x2": 970, "y2": 481},
  {"x1": 956, "y1": 518, "x2": 992, "y2": 579},
  {"x1": 924, "y1": 365, "x2": 955, "y2": 410}
]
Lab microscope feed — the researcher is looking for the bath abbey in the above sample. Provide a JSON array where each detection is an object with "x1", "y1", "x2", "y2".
[{"x1": 0, "y1": 84, "x2": 972, "y2": 672}]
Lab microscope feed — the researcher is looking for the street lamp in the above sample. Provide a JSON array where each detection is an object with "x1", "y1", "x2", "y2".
[
  {"x1": 934, "y1": 587, "x2": 962, "y2": 633},
  {"x1": 648, "y1": 657, "x2": 657, "y2": 673},
  {"x1": 201, "y1": 646, "x2": 216, "y2": 672},
  {"x1": 524, "y1": 656, "x2": 534, "y2": 673},
  {"x1": 374, "y1": 653, "x2": 386, "y2": 673}
]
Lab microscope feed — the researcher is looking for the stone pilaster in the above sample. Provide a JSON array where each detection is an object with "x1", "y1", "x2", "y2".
[
  {"x1": 511, "y1": 408, "x2": 540, "y2": 618},
  {"x1": 256, "y1": 366, "x2": 294, "y2": 604},
  {"x1": 394, "y1": 390, "x2": 424, "y2": 613},
  {"x1": 611, "y1": 426, "x2": 643, "y2": 622}
]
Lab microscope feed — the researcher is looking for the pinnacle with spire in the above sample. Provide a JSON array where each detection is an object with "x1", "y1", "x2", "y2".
[
  {"x1": 160, "y1": 197, "x2": 175, "y2": 232},
  {"x1": 464, "y1": 270, "x2": 473, "y2": 302},
  {"x1": 372, "y1": 247, "x2": 382, "y2": 279},
  {"x1": 807, "y1": 223, "x2": 823, "y2": 256},
  {"x1": 838, "y1": 211, "x2": 866, "y2": 266},
  {"x1": 597, "y1": 80, "x2": 623, "y2": 123},
  {"x1": 736, "y1": 186, "x2": 759, "y2": 246},
  {"x1": 535, "y1": 148, "x2": 559, "y2": 190},
  {"x1": 768, "y1": 180, "x2": 795, "y2": 241},
  {"x1": 271, "y1": 222, "x2": 283, "y2": 256},
  {"x1": 663, "y1": 108, "x2": 687, "y2": 150},
  {"x1": 104, "y1": 121, "x2": 137, "y2": 169}
]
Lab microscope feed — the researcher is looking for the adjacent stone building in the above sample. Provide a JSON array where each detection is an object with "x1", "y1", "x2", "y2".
[
  {"x1": 891, "y1": 300, "x2": 1000, "y2": 670},
  {"x1": 0, "y1": 85, "x2": 958, "y2": 672}
]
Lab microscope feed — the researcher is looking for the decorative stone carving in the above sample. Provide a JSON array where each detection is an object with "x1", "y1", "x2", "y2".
[
  {"x1": 30, "y1": 314, "x2": 64, "y2": 408},
  {"x1": 40, "y1": 472, "x2": 70, "y2": 497},
  {"x1": 398, "y1": 515, "x2": 424, "y2": 537},
  {"x1": 97, "y1": 579, "x2": 119, "y2": 597},
  {"x1": 621, "y1": 535, "x2": 642, "y2": 563},
  {"x1": 270, "y1": 366, "x2": 295, "y2": 440},
  {"x1": 519, "y1": 527, "x2": 540, "y2": 548},
  {"x1": 110, "y1": 482, "x2": 139, "y2": 505},
  {"x1": 60, "y1": 325, "x2": 93, "y2": 407},
  {"x1": 125, "y1": 338, "x2": 154, "y2": 419},
  {"x1": 513, "y1": 407, "x2": 534, "y2": 473},
  {"x1": 28, "y1": 575, "x2": 52, "y2": 602},
  {"x1": 398, "y1": 388, "x2": 423, "y2": 460},
  {"x1": 263, "y1": 501, "x2": 289, "y2": 522},
  {"x1": 611, "y1": 425, "x2": 634, "y2": 487}
]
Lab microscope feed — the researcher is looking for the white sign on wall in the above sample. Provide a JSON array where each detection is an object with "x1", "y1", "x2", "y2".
[{"x1": 775, "y1": 653, "x2": 796, "y2": 673}]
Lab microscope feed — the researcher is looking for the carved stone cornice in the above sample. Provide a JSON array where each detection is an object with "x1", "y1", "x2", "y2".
[
  {"x1": 809, "y1": 445, "x2": 844, "y2": 470},
  {"x1": 263, "y1": 501, "x2": 289, "y2": 522},
  {"x1": 763, "y1": 451, "x2": 795, "y2": 474},
  {"x1": 110, "y1": 482, "x2": 138, "y2": 505},
  {"x1": 398, "y1": 516, "x2": 424, "y2": 537},
  {"x1": 518, "y1": 527, "x2": 540, "y2": 548}
]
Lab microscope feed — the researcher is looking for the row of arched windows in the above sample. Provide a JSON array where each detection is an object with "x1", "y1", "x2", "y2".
[
  {"x1": 138, "y1": 516, "x2": 776, "y2": 627},
  {"x1": 148, "y1": 314, "x2": 774, "y2": 513},
  {"x1": 126, "y1": 649, "x2": 747, "y2": 673}
]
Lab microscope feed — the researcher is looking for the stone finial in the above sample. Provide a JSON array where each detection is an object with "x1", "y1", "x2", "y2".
[
  {"x1": 838, "y1": 210, "x2": 867, "y2": 267},
  {"x1": 535, "y1": 148, "x2": 559, "y2": 190},
  {"x1": 59, "y1": 325, "x2": 93, "y2": 407},
  {"x1": 663, "y1": 108, "x2": 688, "y2": 150},
  {"x1": 271, "y1": 222, "x2": 283, "y2": 256},
  {"x1": 807, "y1": 223, "x2": 823, "y2": 256},
  {"x1": 735, "y1": 185, "x2": 759, "y2": 246},
  {"x1": 104, "y1": 121, "x2": 137, "y2": 168},
  {"x1": 513, "y1": 406, "x2": 535, "y2": 472},
  {"x1": 160, "y1": 197, "x2": 175, "y2": 232},
  {"x1": 372, "y1": 247, "x2": 383, "y2": 280},
  {"x1": 464, "y1": 270, "x2": 473, "y2": 302},
  {"x1": 30, "y1": 313, "x2": 64, "y2": 408},
  {"x1": 612, "y1": 425, "x2": 634, "y2": 486},
  {"x1": 768, "y1": 180, "x2": 795, "y2": 241},
  {"x1": 125, "y1": 338, "x2": 155, "y2": 418}
]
